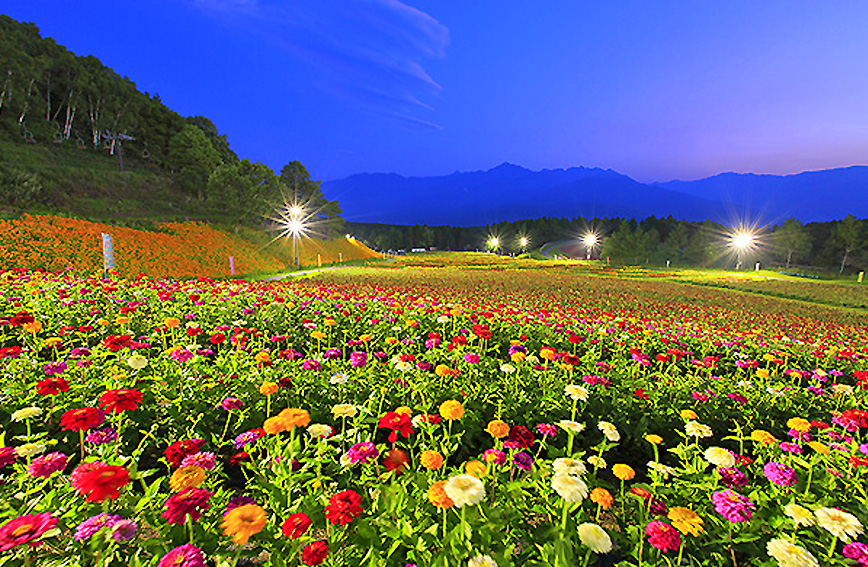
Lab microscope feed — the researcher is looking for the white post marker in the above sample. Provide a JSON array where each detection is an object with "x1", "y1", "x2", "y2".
[
  {"x1": 229, "y1": 256, "x2": 235, "y2": 275},
  {"x1": 755, "y1": 262, "x2": 760, "y2": 271},
  {"x1": 101, "y1": 233, "x2": 115, "y2": 276},
  {"x1": 339, "y1": 253, "x2": 342, "y2": 263},
  {"x1": 859, "y1": 272, "x2": 864, "y2": 283}
]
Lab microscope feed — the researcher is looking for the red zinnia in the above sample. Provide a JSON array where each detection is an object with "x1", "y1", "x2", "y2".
[
  {"x1": 645, "y1": 521, "x2": 681, "y2": 552},
  {"x1": 37, "y1": 376, "x2": 70, "y2": 396},
  {"x1": 60, "y1": 407, "x2": 105, "y2": 431},
  {"x1": 509, "y1": 425, "x2": 535, "y2": 449},
  {"x1": 71, "y1": 462, "x2": 130, "y2": 502},
  {"x1": 281, "y1": 512, "x2": 312, "y2": 539},
  {"x1": 102, "y1": 334, "x2": 133, "y2": 352},
  {"x1": 99, "y1": 388, "x2": 143, "y2": 413},
  {"x1": 0, "y1": 346, "x2": 23, "y2": 359},
  {"x1": 324, "y1": 490, "x2": 364, "y2": 526},
  {"x1": 378, "y1": 411, "x2": 413, "y2": 443},
  {"x1": 165, "y1": 439, "x2": 205, "y2": 468},
  {"x1": 10, "y1": 312, "x2": 35, "y2": 326},
  {"x1": 301, "y1": 541, "x2": 329, "y2": 566},
  {"x1": 383, "y1": 449, "x2": 409, "y2": 473},
  {"x1": 842, "y1": 409, "x2": 868, "y2": 429}
]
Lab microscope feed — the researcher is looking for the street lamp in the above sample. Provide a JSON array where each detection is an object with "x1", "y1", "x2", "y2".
[
  {"x1": 287, "y1": 206, "x2": 304, "y2": 269},
  {"x1": 488, "y1": 236, "x2": 500, "y2": 253},
  {"x1": 582, "y1": 233, "x2": 599, "y2": 260},
  {"x1": 730, "y1": 231, "x2": 755, "y2": 270},
  {"x1": 519, "y1": 236, "x2": 529, "y2": 252}
]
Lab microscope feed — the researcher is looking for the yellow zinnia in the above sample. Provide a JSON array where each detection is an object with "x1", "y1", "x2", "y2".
[
  {"x1": 786, "y1": 417, "x2": 811, "y2": 433},
  {"x1": 680, "y1": 409, "x2": 697, "y2": 420},
  {"x1": 439, "y1": 400, "x2": 464, "y2": 421},
  {"x1": 644, "y1": 434, "x2": 663, "y2": 445},
  {"x1": 169, "y1": 465, "x2": 206, "y2": 491},
  {"x1": 668, "y1": 506, "x2": 704, "y2": 537},
  {"x1": 612, "y1": 464, "x2": 635, "y2": 481},
  {"x1": 750, "y1": 429, "x2": 778, "y2": 445},
  {"x1": 486, "y1": 419, "x2": 510, "y2": 439}
]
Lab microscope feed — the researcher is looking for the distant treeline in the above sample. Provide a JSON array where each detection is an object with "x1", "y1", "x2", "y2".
[
  {"x1": 348, "y1": 214, "x2": 867, "y2": 273},
  {"x1": 0, "y1": 16, "x2": 341, "y2": 230}
]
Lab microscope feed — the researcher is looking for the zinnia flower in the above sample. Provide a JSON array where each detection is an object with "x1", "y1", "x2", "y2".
[
  {"x1": 553, "y1": 458, "x2": 587, "y2": 476},
  {"x1": 170, "y1": 465, "x2": 207, "y2": 491},
  {"x1": 645, "y1": 521, "x2": 681, "y2": 552},
  {"x1": 783, "y1": 503, "x2": 815, "y2": 527},
  {"x1": 612, "y1": 463, "x2": 635, "y2": 481},
  {"x1": 11, "y1": 407, "x2": 42, "y2": 421},
  {"x1": 444, "y1": 474, "x2": 485, "y2": 507},
  {"x1": 98, "y1": 388, "x2": 143, "y2": 413},
  {"x1": 468, "y1": 556, "x2": 497, "y2": 567},
  {"x1": 165, "y1": 439, "x2": 204, "y2": 468},
  {"x1": 685, "y1": 421, "x2": 713, "y2": 438},
  {"x1": 512, "y1": 452, "x2": 534, "y2": 471},
  {"x1": 71, "y1": 462, "x2": 130, "y2": 502},
  {"x1": 766, "y1": 538, "x2": 818, "y2": 567},
  {"x1": 73, "y1": 513, "x2": 121, "y2": 541},
  {"x1": 346, "y1": 442, "x2": 379, "y2": 464},
  {"x1": 439, "y1": 400, "x2": 465, "y2": 420},
  {"x1": 565, "y1": 384, "x2": 589, "y2": 401},
  {"x1": 221, "y1": 504, "x2": 267, "y2": 544},
  {"x1": 843, "y1": 542, "x2": 868, "y2": 566},
  {"x1": 551, "y1": 473, "x2": 588, "y2": 502},
  {"x1": 704, "y1": 447, "x2": 735, "y2": 468},
  {"x1": 0, "y1": 513, "x2": 57, "y2": 551},
  {"x1": 60, "y1": 406, "x2": 105, "y2": 431},
  {"x1": 711, "y1": 490, "x2": 755, "y2": 523},
  {"x1": 427, "y1": 481, "x2": 455, "y2": 508},
  {"x1": 815, "y1": 507, "x2": 863, "y2": 542},
  {"x1": 282, "y1": 513, "x2": 312, "y2": 539},
  {"x1": 157, "y1": 544, "x2": 206, "y2": 567},
  {"x1": 668, "y1": 507, "x2": 704, "y2": 537},
  {"x1": 420, "y1": 450, "x2": 444, "y2": 470},
  {"x1": 763, "y1": 462, "x2": 797, "y2": 487},
  {"x1": 486, "y1": 420, "x2": 510, "y2": 439},
  {"x1": 332, "y1": 404, "x2": 357, "y2": 419},
  {"x1": 302, "y1": 541, "x2": 329, "y2": 566},
  {"x1": 577, "y1": 523, "x2": 613, "y2": 553},
  {"x1": 325, "y1": 490, "x2": 364, "y2": 525},
  {"x1": 28, "y1": 452, "x2": 68, "y2": 478},
  {"x1": 590, "y1": 488, "x2": 613, "y2": 509},
  {"x1": 163, "y1": 487, "x2": 212, "y2": 525},
  {"x1": 378, "y1": 411, "x2": 414, "y2": 443}
]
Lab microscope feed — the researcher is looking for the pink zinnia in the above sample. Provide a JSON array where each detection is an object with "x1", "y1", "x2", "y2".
[
  {"x1": 346, "y1": 442, "x2": 379, "y2": 464},
  {"x1": 535, "y1": 423, "x2": 558, "y2": 438},
  {"x1": 181, "y1": 452, "x2": 217, "y2": 471},
  {"x1": 763, "y1": 462, "x2": 797, "y2": 486},
  {"x1": 711, "y1": 490, "x2": 755, "y2": 522},
  {"x1": 163, "y1": 487, "x2": 211, "y2": 525},
  {"x1": 28, "y1": 452, "x2": 68, "y2": 478},
  {"x1": 0, "y1": 447, "x2": 17, "y2": 468},
  {"x1": 158, "y1": 544, "x2": 207, "y2": 567},
  {"x1": 349, "y1": 351, "x2": 367, "y2": 367},
  {"x1": 645, "y1": 521, "x2": 681, "y2": 552},
  {"x1": 0, "y1": 513, "x2": 57, "y2": 551},
  {"x1": 221, "y1": 397, "x2": 243, "y2": 411}
]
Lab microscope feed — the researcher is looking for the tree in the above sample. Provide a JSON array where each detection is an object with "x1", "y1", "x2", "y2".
[
  {"x1": 772, "y1": 217, "x2": 812, "y2": 268},
  {"x1": 278, "y1": 161, "x2": 343, "y2": 235},
  {"x1": 207, "y1": 159, "x2": 279, "y2": 224},
  {"x1": 168, "y1": 124, "x2": 223, "y2": 201},
  {"x1": 832, "y1": 214, "x2": 865, "y2": 273}
]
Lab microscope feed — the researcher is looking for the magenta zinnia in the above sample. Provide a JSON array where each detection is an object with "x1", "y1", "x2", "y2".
[
  {"x1": 711, "y1": 490, "x2": 755, "y2": 522},
  {"x1": 0, "y1": 513, "x2": 57, "y2": 551}
]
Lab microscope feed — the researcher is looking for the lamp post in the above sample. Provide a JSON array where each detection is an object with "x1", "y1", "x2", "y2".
[
  {"x1": 583, "y1": 233, "x2": 598, "y2": 260},
  {"x1": 519, "y1": 236, "x2": 528, "y2": 253},
  {"x1": 731, "y1": 232, "x2": 754, "y2": 270},
  {"x1": 288, "y1": 206, "x2": 303, "y2": 270},
  {"x1": 488, "y1": 237, "x2": 500, "y2": 254}
]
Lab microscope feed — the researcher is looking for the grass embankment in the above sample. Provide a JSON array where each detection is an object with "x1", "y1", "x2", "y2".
[{"x1": 0, "y1": 214, "x2": 381, "y2": 278}]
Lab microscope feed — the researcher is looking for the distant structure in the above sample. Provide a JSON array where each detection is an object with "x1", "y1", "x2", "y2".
[{"x1": 102, "y1": 130, "x2": 135, "y2": 172}]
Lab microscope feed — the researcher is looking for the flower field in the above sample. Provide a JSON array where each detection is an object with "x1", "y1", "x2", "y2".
[
  {"x1": 0, "y1": 215, "x2": 381, "y2": 278},
  {"x1": 1, "y1": 264, "x2": 867, "y2": 567}
]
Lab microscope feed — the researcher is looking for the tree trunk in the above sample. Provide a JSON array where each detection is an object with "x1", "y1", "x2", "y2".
[
  {"x1": 44, "y1": 72, "x2": 52, "y2": 122},
  {"x1": 786, "y1": 250, "x2": 792, "y2": 269},
  {"x1": 18, "y1": 77, "x2": 35, "y2": 126},
  {"x1": 0, "y1": 70, "x2": 10, "y2": 116},
  {"x1": 87, "y1": 93, "x2": 103, "y2": 148},
  {"x1": 840, "y1": 247, "x2": 850, "y2": 273}
]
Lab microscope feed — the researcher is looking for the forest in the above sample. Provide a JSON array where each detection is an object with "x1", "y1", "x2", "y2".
[{"x1": 0, "y1": 15, "x2": 341, "y2": 230}]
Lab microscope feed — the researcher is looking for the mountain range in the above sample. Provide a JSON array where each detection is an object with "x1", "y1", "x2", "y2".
[{"x1": 322, "y1": 163, "x2": 868, "y2": 226}]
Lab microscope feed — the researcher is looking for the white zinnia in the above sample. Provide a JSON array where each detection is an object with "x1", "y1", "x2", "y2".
[
  {"x1": 444, "y1": 474, "x2": 486, "y2": 508},
  {"x1": 558, "y1": 420, "x2": 585, "y2": 434},
  {"x1": 11, "y1": 407, "x2": 43, "y2": 422},
  {"x1": 783, "y1": 503, "x2": 815, "y2": 527},
  {"x1": 14, "y1": 443, "x2": 46, "y2": 458},
  {"x1": 704, "y1": 447, "x2": 735, "y2": 468},
  {"x1": 468, "y1": 555, "x2": 497, "y2": 567},
  {"x1": 127, "y1": 353, "x2": 148, "y2": 369},
  {"x1": 499, "y1": 364, "x2": 515, "y2": 374},
  {"x1": 330, "y1": 373, "x2": 349, "y2": 385},
  {"x1": 647, "y1": 461, "x2": 678, "y2": 479},
  {"x1": 577, "y1": 523, "x2": 613, "y2": 553},
  {"x1": 551, "y1": 473, "x2": 588, "y2": 502},
  {"x1": 815, "y1": 507, "x2": 864, "y2": 542},
  {"x1": 331, "y1": 404, "x2": 357, "y2": 419},
  {"x1": 766, "y1": 538, "x2": 818, "y2": 567},
  {"x1": 598, "y1": 421, "x2": 620, "y2": 442},
  {"x1": 587, "y1": 456, "x2": 607, "y2": 469},
  {"x1": 565, "y1": 384, "x2": 589, "y2": 402},
  {"x1": 552, "y1": 458, "x2": 587, "y2": 477},
  {"x1": 685, "y1": 421, "x2": 713, "y2": 438},
  {"x1": 307, "y1": 424, "x2": 332, "y2": 438}
]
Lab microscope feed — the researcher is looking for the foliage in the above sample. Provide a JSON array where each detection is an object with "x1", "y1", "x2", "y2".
[{"x1": 0, "y1": 264, "x2": 866, "y2": 567}]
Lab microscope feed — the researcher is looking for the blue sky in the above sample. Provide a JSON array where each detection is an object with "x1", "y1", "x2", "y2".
[{"x1": 5, "y1": 1, "x2": 868, "y2": 183}]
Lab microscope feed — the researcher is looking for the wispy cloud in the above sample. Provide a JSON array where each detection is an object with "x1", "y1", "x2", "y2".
[{"x1": 192, "y1": 0, "x2": 449, "y2": 128}]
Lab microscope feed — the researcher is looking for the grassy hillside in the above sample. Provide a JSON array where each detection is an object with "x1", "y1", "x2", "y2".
[{"x1": 0, "y1": 214, "x2": 381, "y2": 278}]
